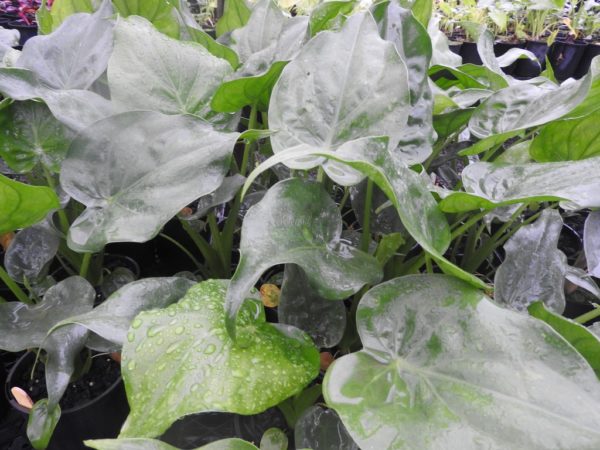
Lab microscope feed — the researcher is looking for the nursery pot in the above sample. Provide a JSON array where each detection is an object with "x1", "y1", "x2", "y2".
[
  {"x1": 5, "y1": 352, "x2": 129, "y2": 450},
  {"x1": 515, "y1": 40, "x2": 548, "y2": 79},
  {"x1": 7, "y1": 21, "x2": 37, "y2": 46},
  {"x1": 459, "y1": 41, "x2": 482, "y2": 65},
  {"x1": 448, "y1": 41, "x2": 462, "y2": 55},
  {"x1": 494, "y1": 41, "x2": 524, "y2": 75},
  {"x1": 574, "y1": 43, "x2": 600, "y2": 79},
  {"x1": 0, "y1": 13, "x2": 19, "y2": 27},
  {"x1": 548, "y1": 39, "x2": 587, "y2": 81},
  {"x1": 0, "y1": 361, "x2": 6, "y2": 420}
]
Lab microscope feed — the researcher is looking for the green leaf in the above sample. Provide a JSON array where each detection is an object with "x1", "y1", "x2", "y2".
[
  {"x1": 85, "y1": 438, "x2": 259, "y2": 450},
  {"x1": 309, "y1": 1, "x2": 355, "y2": 36},
  {"x1": 119, "y1": 279, "x2": 319, "y2": 438},
  {"x1": 259, "y1": 428, "x2": 288, "y2": 450},
  {"x1": 530, "y1": 110, "x2": 600, "y2": 162},
  {"x1": 295, "y1": 406, "x2": 358, "y2": 450},
  {"x1": 433, "y1": 108, "x2": 475, "y2": 140},
  {"x1": 60, "y1": 111, "x2": 238, "y2": 252},
  {"x1": 427, "y1": 17, "x2": 461, "y2": 67},
  {"x1": 108, "y1": 17, "x2": 233, "y2": 123},
  {"x1": 36, "y1": 0, "x2": 54, "y2": 35},
  {"x1": 186, "y1": 26, "x2": 240, "y2": 69},
  {"x1": 215, "y1": 0, "x2": 251, "y2": 37},
  {"x1": 113, "y1": 0, "x2": 180, "y2": 38},
  {"x1": 279, "y1": 264, "x2": 347, "y2": 348},
  {"x1": 186, "y1": 175, "x2": 246, "y2": 220},
  {"x1": 323, "y1": 274, "x2": 600, "y2": 449},
  {"x1": 458, "y1": 130, "x2": 520, "y2": 156},
  {"x1": 563, "y1": 56, "x2": 600, "y2": 119},
  {"x1": 375, "y1": 232, "x2": 405, "y2": 266},
  {"x1": 495, "y1": 209, "x2": 567, "y2": 314},
  {"x1": 53, "y1": 277, "x2": 195, "y2": 350},
  {"x1": 28, "y1": 399, "x2": 61, "y2": 450},
  {"x1": 439, "y1": 157, "x2": 600, "y2": 213},
  {"x1": 0, "y1": 174, "x2": 59, "y2": 234},
  {"x1": 16, "y1": 1, "x2": 114, "y2": 90},
  {"x1": 585, "y1": 211, "x2": 600, "y2": 278},
  {"x1": 0, "y1": 100, "x2": 73, "y2": 173},
  {"x1": 410, "y1": 0, "x2": 433, "y2": 28},
  {"x1": 269, "y1": 12, "x2": 410, "y2": 180},
  {"x1": 277, "y1": 384, "x2": 322, "y2": 428},
  {"x1": 529, "y1": 301, "x2": 600, "y2": 379},
  {"x1": 45, "y1": 0, "x2": 94, "y2": 33},
  {"x1": 226, "y1": 178, "x2": 382, "y2": 334}
]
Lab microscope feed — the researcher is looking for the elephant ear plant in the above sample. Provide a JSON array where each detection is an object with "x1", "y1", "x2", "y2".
[{"x1": 1, "y1": 0, "x2": 600, "y2": 448}]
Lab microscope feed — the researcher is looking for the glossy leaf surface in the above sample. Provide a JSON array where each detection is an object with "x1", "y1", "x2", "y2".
[
  {"x1": 120, "y1": 280, "x2": 319, "y2": 437},
  {"x1": 279, "y1": 264, "x2": 346, "y2": 348},
  {"x1": 294, "y1": 406, "x2": 358, "y2": 450},
  {"x1": 584, "y1": 211, "x2": 600, "y2": 277},
  {"x1": 226, "y1": 178, "x2": 382, "y2": 334},
  {"x1": 0, "y1": 174, "x2": 59, "y2": 234},
  {"x1": 324, "y1": 275, "x2": 600, "y2": 449},
  {"x1": 269, "y1": 12, "x2": 410, "y2": 177},
  {"x1": 113, "y1": 0, "x2": 180, "y2": 38},
  {"x1": 60, "y1": 111, "x2": 238, "y2": 252},
  {"x1": 86, "y1": 438, "x2": 259, "y2": 450},
  {"x1": 495, "y1": 209, "x2": 566, "y2": 314}
]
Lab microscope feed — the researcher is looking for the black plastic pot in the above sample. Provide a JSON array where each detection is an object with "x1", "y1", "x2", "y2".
[
  {"x1": 0, "y1": 362, "x2": 6, "y2": 420},
  {"x1": 5, "y1": 352, "x2": 129, "y2": 450},
  {"x1": 448, "y1": 41, "x2": 462, "y2": 55},
  {"x1": 548, "y1": 39, "x2": 587, "y2": 81},
  {"x1": 494, "y1": 41, "x2": 524, "y2": 75},
  {"x1": 574, "y1": 43, "x2": 600, "y2": 79},
  {"x1": 7, "y1": 21, "x2": 37, "y2": 46},
  {"x1": 459, "y1": 41, "x2": 482, "y2": 65},
  {"x1": 515, "y1": 40, "x2": 548, "y2": 79}
]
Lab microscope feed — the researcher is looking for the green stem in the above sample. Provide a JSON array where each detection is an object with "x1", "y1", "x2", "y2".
[
  {"x1": 316, "y1": 167, "x2": 325, "y2": 183},
  {"x1": 158, "y1": 233, "x2": 207, "y2": 275},
  {"x1": 79, "y1": 253, "x2": 92, "y2": 279},
  {"x1": 0, "y1": 265, "x2": 31, "y2": 304},
  {"x1": 240, "y1": 105, "x2": 259, "y2": 177},
  {"x1": 178, "y1": 218, "x2": 224, "y2": 276},
  {"x1": 42, "y1": 167, "x2": 69, "y2": 235},
  {"x1": 207, "y1": 213, "x2": 227, "y2": 271},
  {"x1": 425, "y1": 254, "x2": 433, "y2": 274},
  {"x1": 359, "y1": 178, "x2": 374, "y2": 253},
  {"x1": 450, "y1": 209, "x2": 489, "y2": 240},
  {"x1": 573, "y1": 305, "x2": 600, "y2": 324},
  {"x1": 338, "y1": 187, "x2": 350, "y2": 212}
]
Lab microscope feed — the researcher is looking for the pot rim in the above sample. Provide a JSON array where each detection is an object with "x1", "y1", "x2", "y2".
[{"x1": 4, "y1": 351, "x2": 124, "y2": 415}]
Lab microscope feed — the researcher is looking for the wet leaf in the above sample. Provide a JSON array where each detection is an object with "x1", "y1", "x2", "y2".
[
  {"x1": 0, "y1": 174, "x2": 59, "y2": 234},
  {"x1": 113, "y1": 0, "x2": 180, "y2": 38},
  {"x1": 56, "y1": 277, "x2": 194, "y2": 350},
  {"x1": 495, "y1": 209, "x2": 566, "y2": 314},
  {"x1": 269, "y1": 12, "x2": 410, "y2": 180},
  {"x1": 226, "y1": 178, "x2": 382, "y2": 335},
  {"x1": 530, "y1": 109, "x2": 600, "y2": 162},
  {"x1": 294, "y1": 406, "x2": 358, "y2": 450},
  {"x1": 259, "y1": 428, "x2": 288, "y2": 450},
  {"x1": 100, "y1": 267, "x2": 137, "y2": 299},
  {"x1": 584, "y1": 211, "x2": 600, "y2": 277},
  {"x1": 108, "y1": 17, "x2": 233, "y2": 123},
  {"x1": 324, "y1": 274, "x2": 600, "y2": 449},
  {"x1": 0, "y1": 100, "x2": 72, "y2": 173},
  {"x1": 85, "y1": 437, "x2": 259, "y2": 450},
  {"x1": 60, "y1": 111, "x2": 238, "y2": 252},
  {"x1": 215, "y1": 0, "x2": 251, "y2": 37},
  {"x1": 529, "y1": 301, "x2": 600, "y2": 379},
  {"x1": 119, "y1": 280, "x2": 319, "y2": 438},
  {"x1": 4, "y1": 222, "x2": 60, "y2": 284},
  {"x1": 279, "y1": 264, "x2": 346, "y2": 348}
]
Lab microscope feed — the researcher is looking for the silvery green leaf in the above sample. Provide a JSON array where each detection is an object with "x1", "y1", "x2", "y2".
[
  {"x1": 27, "y1": 399, "x2": 61, "y2": 450},
  {"x1": 350, "y1": 179, "x2": 403, "y2": 235},
  {"x1": 16, "y1": 0, "x2": 114, "y2": 90},
  {"x1": 269, "y1": 12, "x2": 410, "y2": 179},
  {"x1": 60, "y1": 111, "x2": 238, "y2": 252},
  {"x1": 119, "y1": 280, "x2": 319, "y2": 438},
  {"x1": 108, "y1": 16, "x2": 233, "y2": 122},
  {"x1": 565, "y1": 266, "x2": 600, "y2": 299},
  {"x1": 85, "y1": 437, "x2": 259, "y2": 450},
  {"x1": 427, "y1": 17, "x2": 461, "y2": 67},
  {"x1": 591, "y1": 322, "x2": 600, "y2": 339},
  {"x1": 184, "y1": 175, "x2": 246, "y2": 220},
  {"x1": 0, "y1": 26, "x2": 19, "y2": 47},
  {"x1": 259, "y1": 428, "x2": 288, "y2": 450},
  {"x1": 226, "y1": 178, "x2": 382, "y2": 334},
  {"x1": 494, "y1": 209, "x2": 567, "y2": 314},
  {"x1": 279, "y1": 264, "x2": 346, "y2": 348},
  {"x1": 55, "y1": 277, "x2": 194, "y2": 347},
  {"x1": 5, "y1": 222, "x2": 60, "y2": 284},
  {"x1": 584, "y1": 211, "x2": 600, "y2": 277},
  {"x1": 439, "y1": 156, "x2": 600, "y2": 213},
  {"x1": 100, "y1": 267, "x2": 137, "y2": 299},
  {"x1": 112, "y1": 0, "x2": 180, "y2": 38},
  {"x1": 295, "y1": 406, "x2": 358, "y2": 450},
  {"x1": 563, "y1": 56, "x2": 600, "y2": 119},
  {"x1": 0, "y1": 100, "x2": 73, "y2": 173},
  {"x1": 324, "y1": 275, "x2": 600, "y2": 450}
]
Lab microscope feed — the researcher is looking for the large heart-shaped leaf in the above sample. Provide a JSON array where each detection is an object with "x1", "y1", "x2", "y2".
[
  {"x1": 0, "y1": 174, "x2": 59, "y2": 234},
  {"x1": 268, "y1": 11, "x2": 410, "y2": 178},
  {"x1": 530, "y1": 109, "x2": 600, "y2": 162},
  {"x1": 16, "y1": 0, "x2": 114, "y2": 90},
  {"x1": 108, "y1": 16, "x2": 233, "y2": 122},
  {"x1": 324, "y1": 274, "x2": 600, "y2": 449},
  {"x1": 113, "y1": 0, "x2": 180, "y2": 38},
  {"x1": 279, "y1": 264, "x2": 347, "y2": 348},
  {"x1": 119, "y1": 279, "x2": 319, "y2": 438},
  {"x1": 60, "y1": 111, "x2": 239, "y2": 252},
  {"x1": 294, "y1": 406, "x2": 358, "y2": 450},
  {"x1": 495, "y1": 209, "x2": 567, "y2": 314},
  {"x1": 53, "y1": 277, "x2": 195, "y2": 350},
  {"x1": 584, "y1": 211, "x2": 600, "y2": 277},
  {"x1": 0, "y1": 100, "x2": 72, "y2": 173},
  {"x1": 225, "y1": 178, "x2": 382, "y2": 335},
  {"x1": 439, "y1": 156, "x2": 600, "y2": 213},
  {"x1": 86, "y1": 438, "x2": 259, "y2": 450}
]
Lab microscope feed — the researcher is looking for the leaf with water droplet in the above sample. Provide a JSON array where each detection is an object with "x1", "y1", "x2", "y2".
[
  {"x1": 119, "y1": 279, "x2": 319, "y2": 438},
  {"x1": 324, "y1": 274, "x2": 600, "y2": 449}
]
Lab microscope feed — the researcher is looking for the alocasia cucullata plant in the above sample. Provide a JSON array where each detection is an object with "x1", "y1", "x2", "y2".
[{"x1": 1, "y1": 0, "x2": 600, "y2": 448}]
